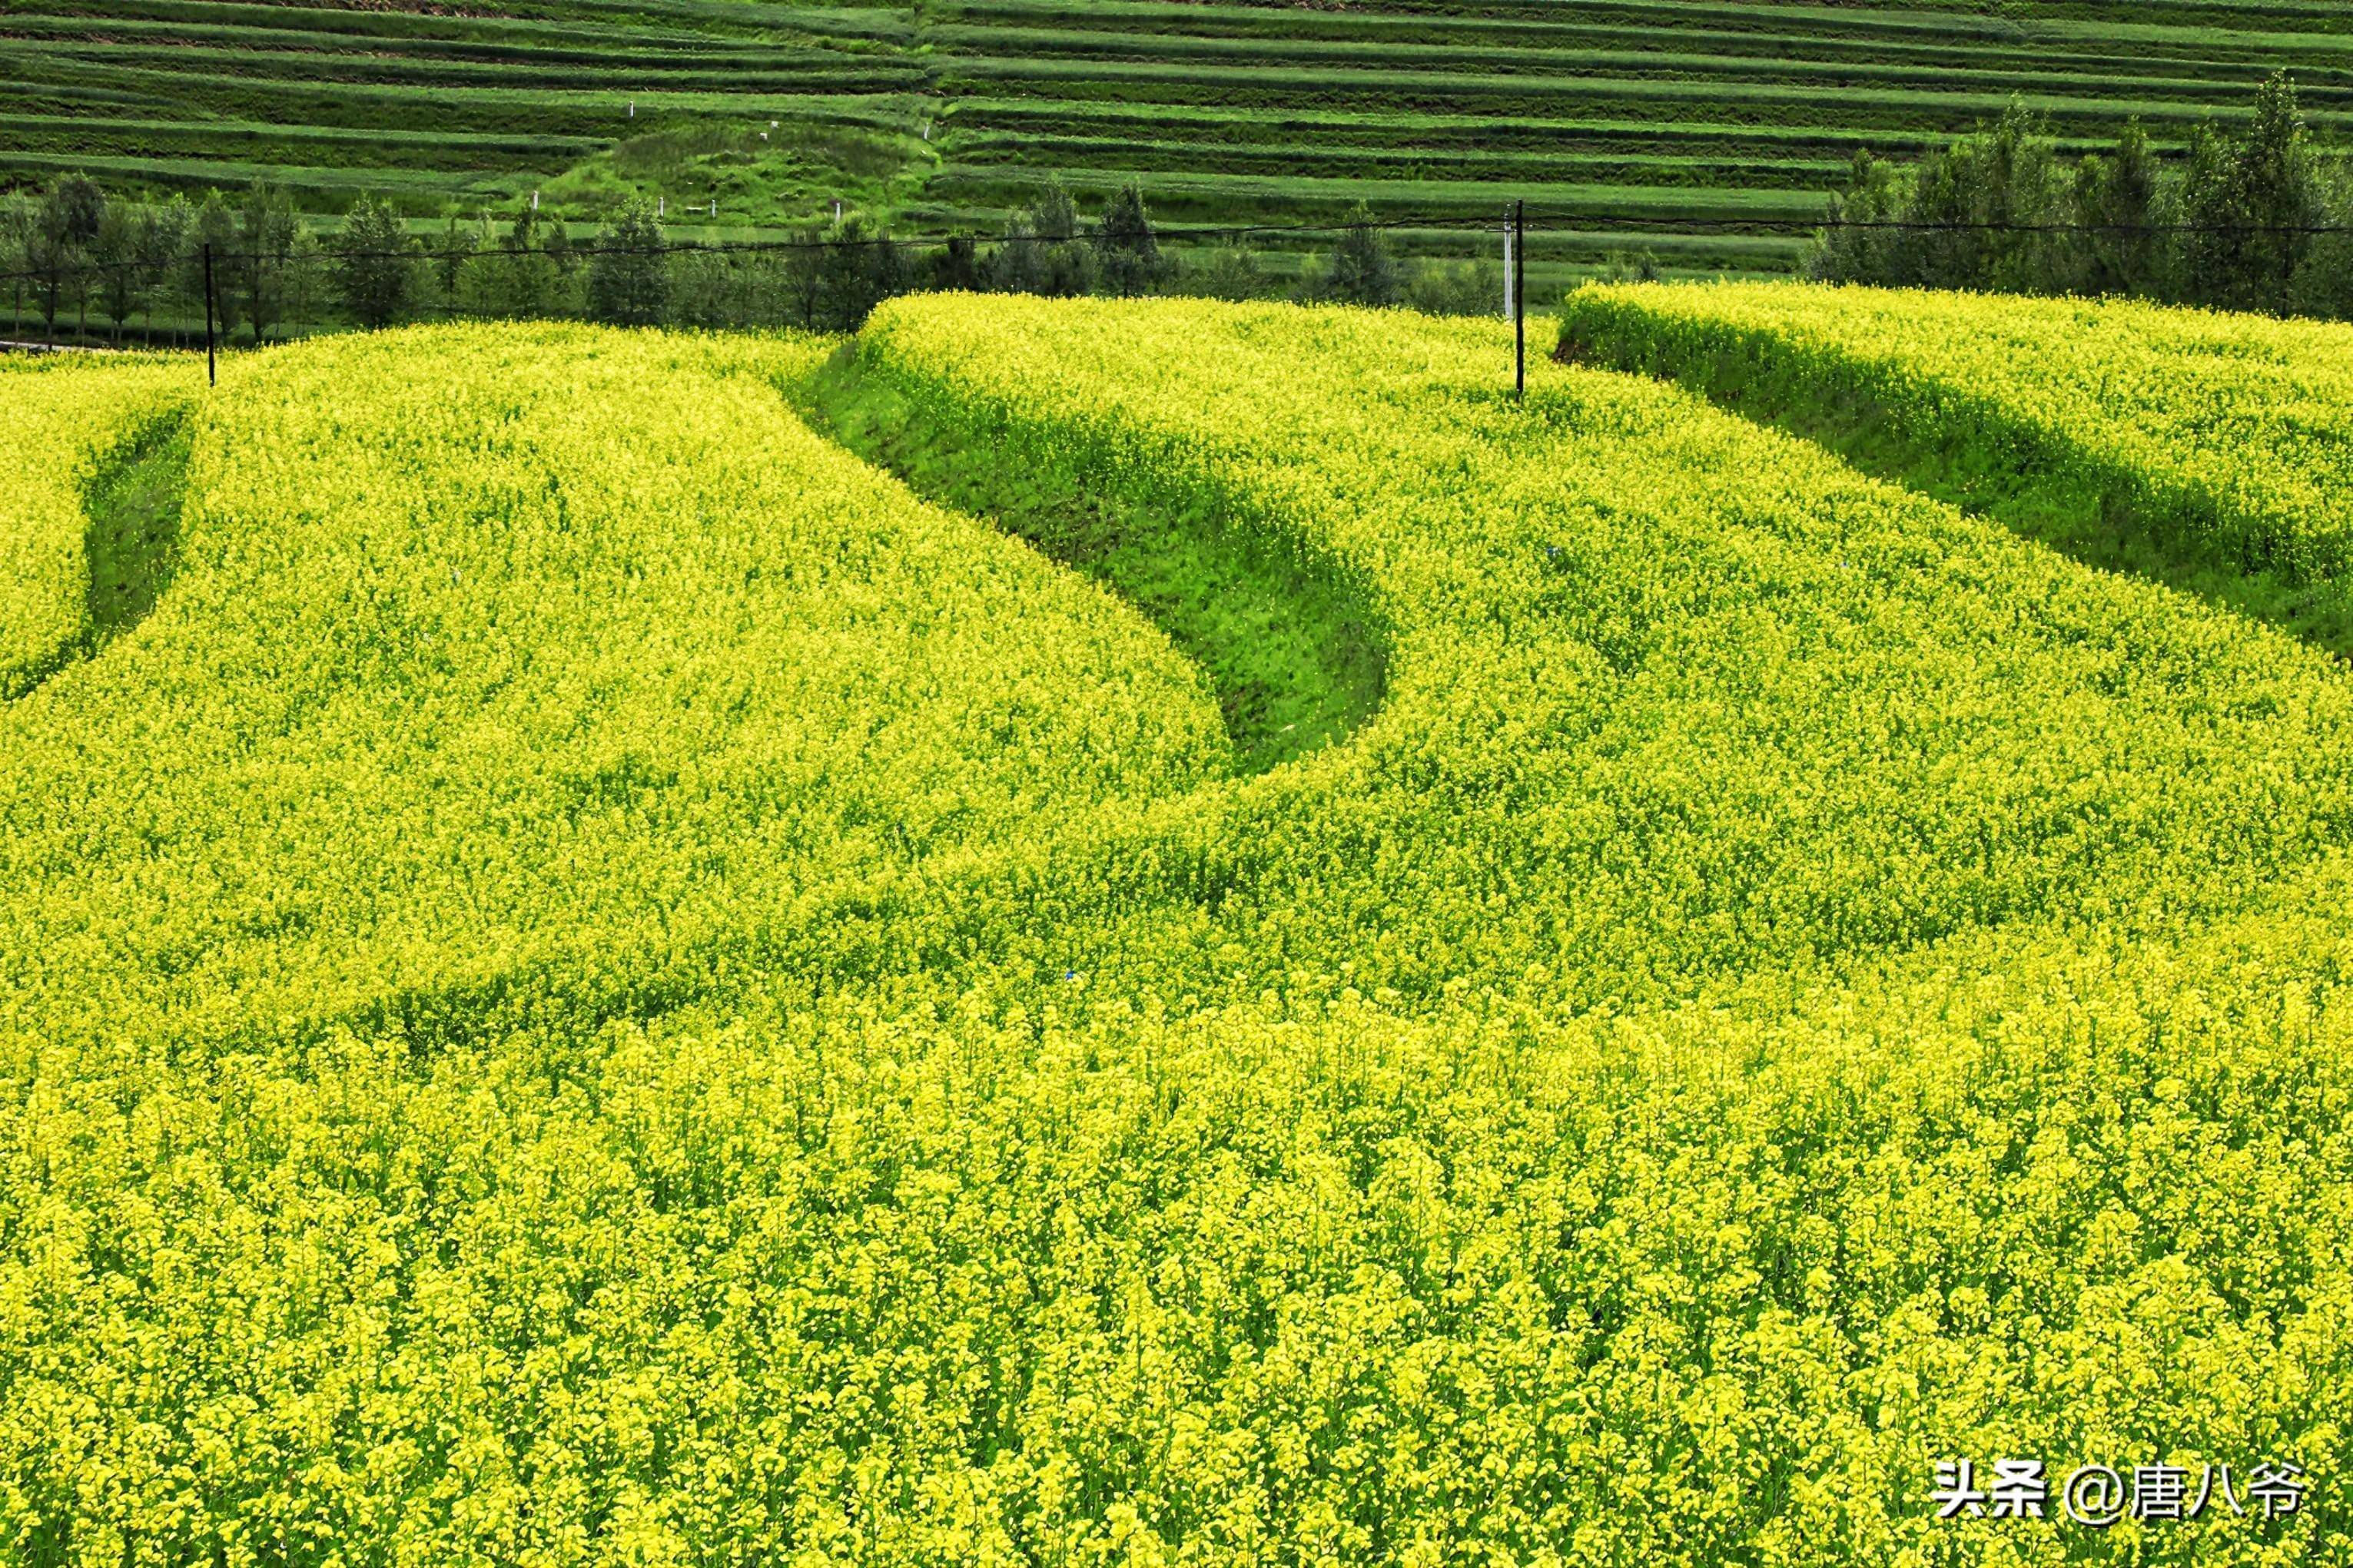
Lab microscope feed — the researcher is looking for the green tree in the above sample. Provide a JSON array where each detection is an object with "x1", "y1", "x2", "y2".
[
  {"x1": 490, "y1": 205, "x2": 558, "y2": 319},
  {"x1": 930, "y1": 235, "x2": 979, "y2": 293},
  {"x1": 142, "y1": 194, "x2": 194, "y2": 345},
  {"x1": 91, "y1": 200, "x2": 149, "y2": 343},
  {"x1": 2236, "y1": 71, "x2": 2322, "y2": 314},
  {"x1": 587, "y1": 197, "x2": 668, "y2": 326},
  {"x1": 192, "y1": 191, "x2": 244, "y2": 343},
  {"x1": 1895, "y1": 99, "x2": 2069, "y2": 293},
  {"x1": 1, "y1": 191, "x2": 33, "y2": 335},
  {"x1": 2072, "y1": 118, "x2": 2161, "y2": 297},
  {"x1": 666, "y1": 247, "x2": 737, "y2": 329},
  {"x1": 543, "y1": 224, "x2": 582, "y2": 316},
  {"x1": 337, "y1": 194, "x2": 415, "y2": 329},
  {"x1": 31, "y1": 173, "x2": 105, "y2": 336},
  {"x1": 282, "y1": 227, "x2": 328, "y2": 336},
  {"x1": 1194, "y1": 241, "x2": 1269, "y2": 302},
  {"x1": 2294, "y1": 164, "x2": 2353, "y2": 321},
  {"x1": 813, "y1": 213, "x2": 904, "y2": 331},
  {"x1": 1316, "y1": 204, "x2": 1401, "y2": 307},
  {"x1": 986, "y1": 184, "x2": 1093, "y2": 297},
  {"x1": 1093, "y1": 181, "x2": 1168, "y2": 297},
  {"x1": 237, "y1": 180, "x2": 299, "y2": 343},
  {"x1": 1030, "y1": 184, "x2": 1094, "y2": 296},
  {"x1": 782, "y1": 226, "x2": 828, "y2": 329},
  {"x1": 2176, "y1": 74, "x2": 2320, "y2": 315},
  {"x1": 1595, "y1": 250, "x2": 1663, "y2": 286},
  {"x1": 1407, "y1": 257, "x2": 1506, "y2": 317},
  {"x1": 426, "y1": 210, "x2": 478, "y2": 314},
  {"x1": 984, "y1": 214, "x2": 1044, "y2": 294},
  {"x1": 1806, "y1": 151, "x2": 1907, "y2": 285}
]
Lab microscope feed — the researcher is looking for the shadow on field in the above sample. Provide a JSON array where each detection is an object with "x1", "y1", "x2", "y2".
[
  {"x1": 1556, "y1": 323, "x2": 2353, "y2": 663},
  {"x1": 786, "y1": 345, "x2": 1387, "y2": 775},
  {"x1": 5, "y1": 412, "x2": 189, "y2": 701},
  {"x1": 84, "y1": 412, "x2": 191, "y2": 647}
]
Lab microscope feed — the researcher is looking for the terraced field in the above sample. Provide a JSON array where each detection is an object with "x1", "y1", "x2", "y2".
[
  {"x1": 6, "y1": 283, "x2": 2353, "y2": 1562},
  {"x1": 6, "y1": 0, "x2": 2351, "y2": 277}
]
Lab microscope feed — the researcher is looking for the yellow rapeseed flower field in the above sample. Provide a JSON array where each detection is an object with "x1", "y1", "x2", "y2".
[
  {"x1": 1559, "y1": 280, "x2": 2353, "y2": 599},
  {"x1": 0, "y1": 353, "x2": 191, "y2": 697},
  {"x1": 2, "y1": 295, "x2": 2349, "y2": 1565}
]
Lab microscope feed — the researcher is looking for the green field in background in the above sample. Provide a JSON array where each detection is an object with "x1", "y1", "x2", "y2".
[{"x1": 4, "y1": 0, "x2": 2347, "y2": 275}]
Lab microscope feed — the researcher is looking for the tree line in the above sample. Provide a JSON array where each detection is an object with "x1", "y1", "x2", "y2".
[
  {"x1": 1, "y1": 174, "x2": 1508, "y2": 346},
  {"x1": 1809, "y1": 72, "x2": 2352, "y2": 319},
  {"x1": 0, "y1": 177, "x2": 324, "y2": 346}
]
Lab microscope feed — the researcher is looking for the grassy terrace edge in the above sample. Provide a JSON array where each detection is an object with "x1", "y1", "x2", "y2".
[
  {"x1": 787, "y1": 340, "x2": 1388, "y2": 774},
  {"x1": 3, "y1": 409, "x2": 190, "y2": 702},
  {"x1": 84, "y1": 409, "x2": 190, "y2": 648},
  {"x1": 1554, "y1": 290, "x2": 2353, "y2": 660}
]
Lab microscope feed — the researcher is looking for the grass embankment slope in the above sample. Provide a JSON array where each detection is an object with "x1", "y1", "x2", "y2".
[
  {"x1": 7, "y1": 0, "x2": 2351, "y2": 273},
  {"x1": 3, "y1": 293, "x2": 2353, "y2": 1560},
  {"x1": 1561, "y1": 279, "x2": 2353, "y2": 653},
  {"x1": 0, "y1": 351, "x2": 190, "y2": 697}
]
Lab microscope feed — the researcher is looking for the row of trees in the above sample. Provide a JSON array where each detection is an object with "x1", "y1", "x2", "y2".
[
  {"x1": 0, "y1": 176, "x2": 323, "y2": 345},
  {"x1": 1810, "y1": 72, "x2": 2351, "y2": 319},
  {"x1": 1, "y1": 173, "x2": 1512, "y2": 346},
  {"x1": 343, "y1": 184, "x2": 1508, "y2": 332}
]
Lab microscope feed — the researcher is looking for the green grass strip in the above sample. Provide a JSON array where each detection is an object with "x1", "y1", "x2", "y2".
[
  {"x1": 81, "y1": 409, "x2": 189, "y2": 649},
  {"x1": 1555, "y1": 296, "x2": 2353, "y2": 660},
  {"x1": 790, "y1": 342, "x2": 1384, "y2": 774}
]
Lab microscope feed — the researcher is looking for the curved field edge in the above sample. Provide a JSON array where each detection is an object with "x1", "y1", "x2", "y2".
[
  {"x1": 82, "y1": 412, "x2": 191, "y2": 649},
  {"x1": 12, "y1": 307, "x2": 2353, "y2": 1562},
  {"x1": 1554, "y1": 289, "x2": 2353, "y2": 660},
  {"x1": 0, "y1": 325, "x2": 1256, "y2": 1073},
  {"x1": 787, "y1": 340, "x2": 1389, "y2": 775},
  {"x1": 2, "y1": 404, "x2": 191, "y2": 701}
]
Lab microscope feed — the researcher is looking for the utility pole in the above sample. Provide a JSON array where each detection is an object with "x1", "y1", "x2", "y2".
[
  {"x1": 1513, "y1": 199, "x2": 1525, "y2": 399},
  {"x1": 203, "y1": 242, "x2": 217, "y2": 387}
]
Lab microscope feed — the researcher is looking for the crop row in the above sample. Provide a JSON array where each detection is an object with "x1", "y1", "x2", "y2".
[
  {"x1": 1188, "y1": 0, "x2": 2353, "y2": 29},
  {"x1": 944, "y1": 55, "x2": 2353, "y2": 134},
  {"x1": 926, "y1": 17, "x2": 2353, "y2": 99},
  {"x1": 12, "y1": 0, "x2": 2350, "y2": 250}
]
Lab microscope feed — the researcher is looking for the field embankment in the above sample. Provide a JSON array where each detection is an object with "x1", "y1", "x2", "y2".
[{"x1": 1559, "y1": 280, "x2": 2353, "y2": 655}]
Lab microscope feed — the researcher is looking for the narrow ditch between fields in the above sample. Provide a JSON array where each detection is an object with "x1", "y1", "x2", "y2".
[
  {"x1": 1554, "y1": 313, "x2": 2353, "y2": 663},
  {"x1": 5, "y1": 409, "x2": 191, "y2": 701},
  {"x1": 785, "y1": 343, "x2": 1389, "y2": 775}
]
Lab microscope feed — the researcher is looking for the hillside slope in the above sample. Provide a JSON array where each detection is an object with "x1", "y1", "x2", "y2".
[
  {"x1": 6, "y1": 297, "x2": 2353, "y2": 1556},
  {"x1": 4, "y1": 0, "x2": 2348, "y2": 272}
]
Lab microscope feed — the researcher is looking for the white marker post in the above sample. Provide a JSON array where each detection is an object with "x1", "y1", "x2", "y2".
[{"x1": 1502, "y1": 210, "x2": 1513, "y2": 319}]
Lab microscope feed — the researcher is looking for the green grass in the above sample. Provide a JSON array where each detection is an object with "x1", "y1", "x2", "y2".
[
  {"x1": 2, "y1": 404, "x2": 190, "y2": 703},
  {"x1": 1556, "y1": 314, "x2": 2353, "y2": 660},
  {"x1": 80, "y1": 409, "x2": 188, "y2": 649},
  {"x1": 4, "y1": 0, "x2": 2348, "y2": 271},
  {"x1": 542, "y1": 121, "x2": 937, "y2": 230},
  {"x1": 789, "y1": 342, "x2": 1385, "y2": 772}
]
